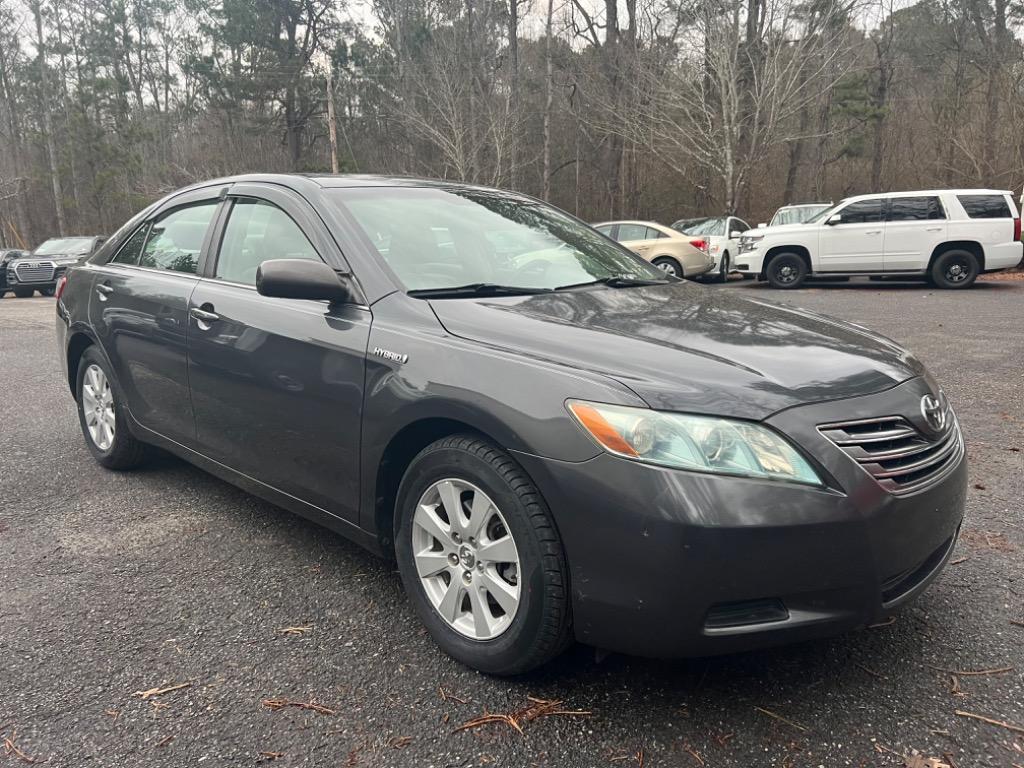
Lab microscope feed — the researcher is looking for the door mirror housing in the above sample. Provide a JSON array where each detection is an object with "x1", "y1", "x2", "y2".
[
  {"x1": 730, "y1": 230, "x2": 742, "y2": 239},
  {"x1": 826, "y1": 213, "x2": 842, "y2": 225},
  {"x1": 256, "y1": 259, "x2": 354, "y2": 303},
  {"x1": 757, "y1": 222, "x2": 766, "y2": 228}
]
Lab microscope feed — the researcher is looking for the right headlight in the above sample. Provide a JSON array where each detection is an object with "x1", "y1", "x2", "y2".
[
  {"x1": 567, "y1": 400, "x2": 823, "y2": 486},
  {"x1": 738, "y1": 234, "x2": 764, "y2": 253}
]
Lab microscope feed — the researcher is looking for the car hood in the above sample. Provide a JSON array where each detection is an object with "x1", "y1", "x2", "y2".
[
  {"x1": 428, "y1": 282, "x2": 925, "y2": 420},
  {"x1": 751, "y1": 223, "x2": 815, "y2": 237}
]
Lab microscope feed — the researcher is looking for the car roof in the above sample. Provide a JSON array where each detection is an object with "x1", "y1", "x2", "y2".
[{"x1": 842, "y1": 189, "x2": 1012, "y2": 203}]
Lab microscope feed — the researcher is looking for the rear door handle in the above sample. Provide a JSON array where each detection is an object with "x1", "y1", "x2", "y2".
[
  {"x1": 925, "y1": 226, "x2": 943, "y2": 232},
  {"x1": 96, "y1": 283, "x2": 113, "y2": 301},
  {"x1": 865, "y1": 230, "x2": 881, "y2": 235},
  {"x1": 189, "y1": 307, "x2": 219, "y2": 330}
]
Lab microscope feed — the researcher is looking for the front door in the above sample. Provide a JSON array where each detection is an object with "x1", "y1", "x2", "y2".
[
  {"x1": 817, "y1": 199, "x2": 886, "y2": 272},
  {"x1": 89, "y1": 194, "x2": 221, "y2": 444},
  {"x1": 186, "y1": 186, "x2": 370, "y2": 523}
]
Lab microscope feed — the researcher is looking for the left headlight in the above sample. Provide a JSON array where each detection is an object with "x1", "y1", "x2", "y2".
[
  {"x1": 738, "y1": 235, "x2": 763, "y2": 253},
  {"x1": 567, "y1": 400, "x2": 823, "y2": 486}
]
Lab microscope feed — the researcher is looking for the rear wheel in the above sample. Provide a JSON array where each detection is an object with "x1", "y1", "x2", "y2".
[
  {"x1": 76, "y1": 347, "x2": 149, "y2": 470},
  {"x1": 13, "y1": 288, "x2": 34, "y2": 298},
  {"x1": 717, "y1": 252, "x2": 731, "y2": 283},
  {"x1": 651, "y1": 256, "x2": 682, "y2": 278},
  {"x1": 395, "y1": 435, "x2": 572, "y2": 675},
  {"x1": 765, "y1": 253, "x2": 808, "y2": 289},
  {"x1": 930, "y1": 249, "x2": 979, "y2": 289}
]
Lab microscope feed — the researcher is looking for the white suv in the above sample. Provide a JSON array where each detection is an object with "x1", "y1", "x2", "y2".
[{"x1": 737, "y1": 189, "x2": 1022, "y2": 289}]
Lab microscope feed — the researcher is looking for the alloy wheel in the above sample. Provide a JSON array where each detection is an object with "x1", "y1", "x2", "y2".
[
  {"x1": 775, "y1": 264, "x2": 797, "y2": 284},
  {"x1": 654, "y1": 260, "x2": 679, "y2": 277},
  {"x1": 412, "y1": 478, "x2": 521, "y2": 640},
  {"x1": 81, "y1": 364, "x2": 115, "y2": 450},
  {"x1": 945, "y1": 259, "x2": 970, "y2": 283}
]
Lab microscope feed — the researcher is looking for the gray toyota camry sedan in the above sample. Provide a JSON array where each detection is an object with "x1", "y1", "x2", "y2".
[{"x1": 55, "y1": 174, "x2": 966, "y2": 674}]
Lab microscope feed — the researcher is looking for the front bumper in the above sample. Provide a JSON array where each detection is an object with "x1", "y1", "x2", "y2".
[
  {"x1": 513, "y1": 377, "x2": 966, "y2": 658},
  {"x1": 735, "y1": 248, "x2": 765, "y2": 274}
]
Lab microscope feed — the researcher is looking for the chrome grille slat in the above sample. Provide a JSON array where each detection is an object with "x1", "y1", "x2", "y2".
[
  {"x1": 819, "y1": 411, "x2": 962, "y2": 496},
  {"x1": 14, "y1": 261, "x2": 56, "y2": 283}
]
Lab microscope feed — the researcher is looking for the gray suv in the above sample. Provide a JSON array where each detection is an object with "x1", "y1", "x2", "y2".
[
  {"x1": 7, "y1": 236, "x2": 104, "y2": 297},
  {"x1": 55, "y1": 175, "x2": 966, "y2": 674}
]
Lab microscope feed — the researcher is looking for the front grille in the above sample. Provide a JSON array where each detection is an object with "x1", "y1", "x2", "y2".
[
  {"x1": 819, "y1": 413, "x2": 962, "y2": 495},
  {"x1": 14, "y1": 261, "x2": 56, "y2": 283}
]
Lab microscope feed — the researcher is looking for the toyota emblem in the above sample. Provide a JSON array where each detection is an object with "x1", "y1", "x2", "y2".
[{"x1": 920, "y1": 393, "x2": 946, "y2": 433}]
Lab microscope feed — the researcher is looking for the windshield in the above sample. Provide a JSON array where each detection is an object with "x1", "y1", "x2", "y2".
[
  {"x1": 330, "y1": 187, "x2": 665, "y2": 293},
  {"x1": 33, "y1": 237, "x2": 94, "y2": 255},
  {"x1": 769, "y1": 204, "x2": 831, "y2": 226},
  {"x1": 672, "y1": 217, "x2": 727, "y2": 237},
  {"x1": 803, "y1": 201, "x2": 846, "y2": 225}
]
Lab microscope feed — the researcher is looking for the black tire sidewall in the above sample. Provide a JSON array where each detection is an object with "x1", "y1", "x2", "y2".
[
  {"x1": 14, "y1": 288, "x2": 34, "y2": 298},
  {"x1": 931, "y1": 250, "x2": 978, "y2": 289},
  {"x1": 394, "y1": 441, "x2": 561, "y2": 674},
  {"x1": 767, "y1": 253, "x2": 807, "y2": 289},
  {"x1": 719, "y1": 252, "x2": 730, "y2": 282}
]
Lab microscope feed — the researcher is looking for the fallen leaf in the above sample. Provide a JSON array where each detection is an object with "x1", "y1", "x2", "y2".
[{"x1": 132, "y1": 682, "x2": 191, "y2": 700}]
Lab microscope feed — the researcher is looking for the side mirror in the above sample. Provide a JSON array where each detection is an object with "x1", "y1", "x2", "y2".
[
  {"x1": 729, "y1": 230, "x2": 742, "y2": 239},
  {"x1": 257, "y1": 259, "x2": 354, "y2": 303},
  {"x1": 757, "y1": 223, "x2": 767, "y2": 228},
  {"x1": 826, "y1": 214, "x2": 842, "y2": 225}
]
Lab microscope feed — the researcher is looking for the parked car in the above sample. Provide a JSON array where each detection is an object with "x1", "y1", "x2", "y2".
[
  {"x1": 593, "y1": 220, "x2": 714, "y2": 278},
  {"x1": 764, "y1": 202, "x2": 832, "y2": 227},
  {"x1": 0, "y1": 248, "x2": 29, "y2": 297},
  {"x1": 6, "y1": 236, "x2": 105, "y2": 297},
  {"x1": 670, "y1": 215, "x2": 752, "y2": 282},
  {"x1": 737, "y1": 189, "x2": 1023, "y2": 289},
  {"x1": 57, "y1": 174, "x2": 965, "y2": 675}
]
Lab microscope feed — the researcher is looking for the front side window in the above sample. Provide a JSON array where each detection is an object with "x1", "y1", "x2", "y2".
[
  {"x1": 616, "y1": 223, "x2": 650, "y2": 242},
  {"x1": 331, "y1": 187, "x2": 663, "y2": 292},
  {"x1": 837, "y1": 199, "x2": 883, "y2": 224},
  {"x1": 888, "y1": 197, "x2": 944, "y2": 221},
  {"x1": 957, "y1": 194, "x2": 1011, "y2": 218},
  {"x1": 139, "y1": 202, "x2": 218, "y2": 274},
  {"x1": 111, "y1": 224, "x2": 150, "y2": 265},
  {"x1": 215, "y1": 198, "x2": 321, "y2": 286}
]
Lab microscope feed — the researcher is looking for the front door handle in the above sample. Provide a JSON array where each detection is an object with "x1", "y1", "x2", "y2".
[
  {"x1": 865, "y1": 230, "x2": 881, "y2": 235},
  {"x1": 190, "y1": 307, "x2": 219, "y2": 330},
  {"x1": 925, "y1": 226, "x2": 943, "y2": 232}
]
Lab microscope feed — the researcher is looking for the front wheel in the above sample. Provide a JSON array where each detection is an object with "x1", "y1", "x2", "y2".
[
  {"x1": 930, "y1": 249, "x2": 979, "y2": 289},
  {"x1": 13, "y1": 288, "x2": 34, "y2": 298},
  {"x1": 40, "y1": 287, "x2": 55, "y2": 297},
  {"x1": 765, "y1": 253, "x2": 808, "y2": 289},
  {"x1": 395, "y1": 435, "x2": 572, "y2": 675},
  {"x1": 651, "y1": 256, "x2": 682, "y2": 278}
]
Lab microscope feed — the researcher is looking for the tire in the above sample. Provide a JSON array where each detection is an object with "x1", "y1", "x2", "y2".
[
  {"x1": 930, "y1": 249, "x2": 979, "y2": 289},
  {"x1": 13, "y1": 287, "x2": 34, "y2": 298},
  {"x1": 75, "y1": 347, "x2": 149, "y2": 470},
  {"x1": 651, "y1": 256, "x2": 682, "y2": 278},
  {"x1": 765, "y1": 252, "x2": 808, "y2": 289},
  {"x1": 717, "y1": 252, "x2": 730, "y2": 283},
  {"x1": 41, "y1": 287, "x2": 55, "y2": 297},
  {"x1": 394, "y1": 435, "x2": 572, "y2": 675}
]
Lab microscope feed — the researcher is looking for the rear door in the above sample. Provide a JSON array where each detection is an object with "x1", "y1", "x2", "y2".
[
  {"x1": 883, "y1": 195, "x2": 947, "y2": 271},
  {"x1": 89, "y1": 188, "x2": 222, "y2": 445},
  {"x1": 817, "y1": 198, "x2": 885, "y2": 272},
  {"x1": 616, "y1": 223, "x2": 662, "y2": 257},
  {"x1": 186, "y1": 183, "x2": 370, "y2": 523}
]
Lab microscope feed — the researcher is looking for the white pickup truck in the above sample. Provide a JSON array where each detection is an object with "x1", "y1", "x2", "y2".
[{"x1": 737, "y1": 189, "x2": 1022, "y2": 289}]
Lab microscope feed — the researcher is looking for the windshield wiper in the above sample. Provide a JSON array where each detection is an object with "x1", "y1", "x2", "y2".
[
  {"x1": 407, "y1": 282, "x2": 554, "y2": 299},
  {"x1": 554, "y1": 276, "x2": 672, "y2": 291}
]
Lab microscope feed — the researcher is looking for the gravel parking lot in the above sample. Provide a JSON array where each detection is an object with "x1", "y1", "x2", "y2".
[{"x1": 2, "y1": 278, "x2": 1022, "y2": 767}]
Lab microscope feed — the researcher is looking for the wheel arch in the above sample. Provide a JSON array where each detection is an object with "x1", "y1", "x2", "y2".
[
  {"x1": 66, "y1": 329, "x2": 99, "y2": 400},
  {"x1": 928, "y1": 241, "x2": 984, "y2": 272},
  {"x1": 371, "y1": 416, "x2": 504, "y2": 556}
]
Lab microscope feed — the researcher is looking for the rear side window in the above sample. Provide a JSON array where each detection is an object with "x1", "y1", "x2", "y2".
[
  {"x1": 958, "y1": 194, "x2": 1011, "y2": 218},
  {"x1": 888, "y1": 197, "x2": 945, "y2": 221},
  {"x1": 838, "y1": 200, "x2": 883, "y2": 224},
  {"x1": 111, "y1": 224, "x2": 150, "y2": 265},
  {"x1": 215, "y1": 199, "x2": 321, "y2": 286},
  {"x1": 595, "y1": 225, "x2": 614, "y2": 236},
  {"x1": 139, "y1": 202, "x2": 218, "y2": 274}
]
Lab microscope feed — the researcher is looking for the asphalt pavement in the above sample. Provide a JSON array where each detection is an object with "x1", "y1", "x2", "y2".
[{"x1": 2, "y1": 277, "x2": 1022, "y2": 767}]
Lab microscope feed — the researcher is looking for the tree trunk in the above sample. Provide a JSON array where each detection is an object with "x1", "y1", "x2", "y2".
[
  {"x1": 32, "y1": 0, "x2": 67, "y2": 236},
  {"x1": 542, "y1": 0, "x2": 554, "y2": 201}
]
